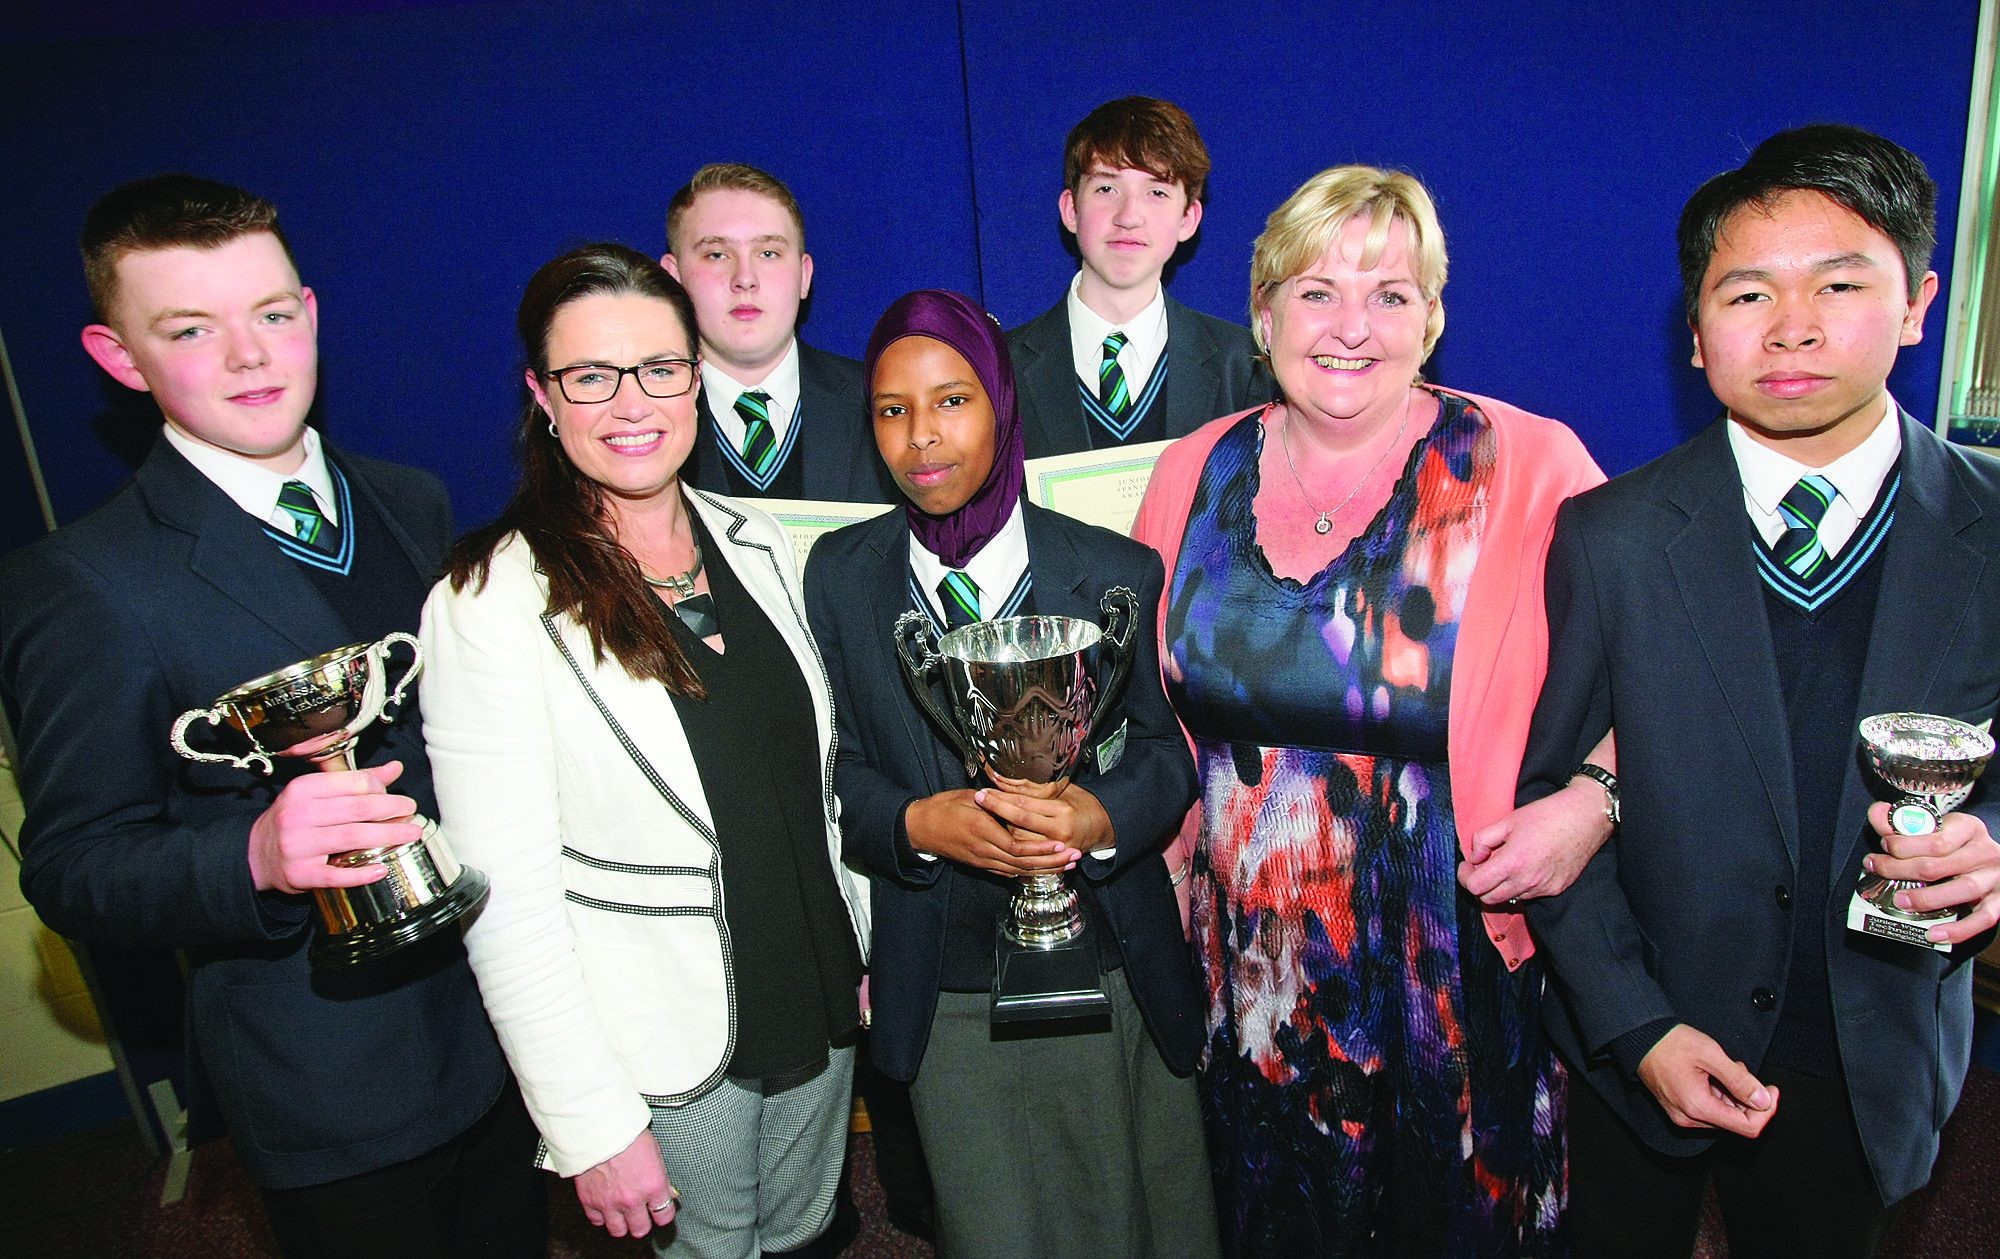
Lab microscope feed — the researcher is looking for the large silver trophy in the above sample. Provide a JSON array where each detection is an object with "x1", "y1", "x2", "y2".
[
  {"x1": 170, "y1": 632, "x2": 489, "y2": 969},
  {"x1": 1849, "y1": 712, "x2": 1995, "y2": 952},
  {"x1": 895, "y1": 588, "x2": 1139, "y2": 1023}
]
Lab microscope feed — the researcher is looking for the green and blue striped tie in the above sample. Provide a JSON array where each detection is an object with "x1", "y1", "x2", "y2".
[
  {"x1": 1775, "y1": 474, "x2": 1839, "y2": 580},
  {"x1": 735, "y1": 390, "x2": 778, "y2": 478},
  {"x1": 939, "y1": 571, "x2": 981, "y2": 629},
  {"x1": 1098, "y1": 331, "x2": 1131, "y2": 418},
  {"x1": 275, "y1": 480, "x2": 339, "y2": 555}
]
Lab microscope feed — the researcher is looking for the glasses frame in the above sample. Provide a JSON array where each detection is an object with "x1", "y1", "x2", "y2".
[{"x1": 544, "y1": 358, "x2": 700, "y2": 405}]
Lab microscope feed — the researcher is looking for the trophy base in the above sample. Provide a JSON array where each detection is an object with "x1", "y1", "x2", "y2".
[
  {"x1": 309, "y1": 867, "x2": 490, "y2": 970},
  {"x1": 1846, "y1": 876, "x2": 1954, "y2": 953},
  {"x1": 991, "y1": 928, "x2": 1111, "y2": 1024}
]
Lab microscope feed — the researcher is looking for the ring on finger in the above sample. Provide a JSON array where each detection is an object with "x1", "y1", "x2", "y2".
[{"x1": 647, "y1": 1201, "x2": 673, "y2": 1214}]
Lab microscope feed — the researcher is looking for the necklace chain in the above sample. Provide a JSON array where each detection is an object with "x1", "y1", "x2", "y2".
[{"x1": 1279, "y1": 399, "x2": 1412, "y2": 536}]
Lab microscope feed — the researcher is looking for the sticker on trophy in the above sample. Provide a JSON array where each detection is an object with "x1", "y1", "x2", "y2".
[{"x1": 1095, "y1": 719, "x2": 1127, "y2": 774}]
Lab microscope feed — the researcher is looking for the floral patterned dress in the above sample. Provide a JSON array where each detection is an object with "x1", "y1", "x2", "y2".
[{"x1": 1164, "y1": 394, "x2": 1564, "y2": 1258}]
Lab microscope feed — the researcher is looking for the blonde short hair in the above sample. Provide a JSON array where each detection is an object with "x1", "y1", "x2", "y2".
[{"x1": 1249, "y1": 165, "x2": 1448, "y2": 357}]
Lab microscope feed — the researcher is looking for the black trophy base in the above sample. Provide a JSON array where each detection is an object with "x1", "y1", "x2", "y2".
[
  {"x1": 308, "y1": 868, "x2": 491, "y2": 970},
  {"x1": 991, "y1": 928, "x2": 1111, "y2": 1024}
]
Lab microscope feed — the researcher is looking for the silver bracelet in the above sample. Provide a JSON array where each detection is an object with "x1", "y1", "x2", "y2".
[{"x1": 1170, "y1": 861, "x2": 1191, "y2": 887}]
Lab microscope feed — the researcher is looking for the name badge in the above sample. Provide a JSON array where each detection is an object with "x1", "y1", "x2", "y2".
[{"x1": 1095, "y1": 719, "x2": 1128, "y2": 774}]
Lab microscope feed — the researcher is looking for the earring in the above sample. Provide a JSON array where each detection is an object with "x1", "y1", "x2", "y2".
[{"x1": 548, "y1": 418, "x2": 558, "y2": 437}]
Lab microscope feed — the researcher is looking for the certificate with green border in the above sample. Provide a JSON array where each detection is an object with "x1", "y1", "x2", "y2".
[
  {"x1": 758, "y1": 499, "x2": 896, "y2": 575},
  {"x1": 1024, "y1": 439, "x2": 1174, "y2": 536}
]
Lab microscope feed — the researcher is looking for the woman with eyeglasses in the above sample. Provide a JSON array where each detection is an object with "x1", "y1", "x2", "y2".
[{"x1": 419, "y1": 242, "x2": 868, "y2": 1258}]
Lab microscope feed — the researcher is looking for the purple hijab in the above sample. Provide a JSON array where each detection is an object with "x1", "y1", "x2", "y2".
[{"x1": 863, "y1": 289, "x2": 1025, "y2": 569}]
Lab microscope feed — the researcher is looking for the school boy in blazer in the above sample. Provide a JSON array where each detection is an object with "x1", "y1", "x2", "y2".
[
  {"x1": 664, "y1": 162, "x2": 896, "y2": 503},
  {"x1": 806, "y1": 290, "x2": 1216, "y2": 1259},
  {"x1": 1008, "y1": 96, "x2": 1270, "y2": 459},
  {"x1": 1521, "y1": 126, "x2": 2000, "y2": 1259},
  {"x1": 0, "y1": 176, "x2": 542, "y2": 1258}
]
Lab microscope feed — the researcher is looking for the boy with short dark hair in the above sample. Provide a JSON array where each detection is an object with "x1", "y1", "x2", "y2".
[
  {"x1": 1523, "y1": 125, "x2": 2000, "y2": 1257},
  {"x1": 664, "y1": 162, "x2": 895, "y2": 502},
  {"x1": 0, "y1": 174, "x2": 544, "y2": 1259},
  {"x1": 1008, "y1": 96, "x2": 1270, "y2": 458}
]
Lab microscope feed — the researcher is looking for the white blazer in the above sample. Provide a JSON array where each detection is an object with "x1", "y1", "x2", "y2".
[{"x1": 419, "y1": 490, "x2": 870, "y2": 1176}]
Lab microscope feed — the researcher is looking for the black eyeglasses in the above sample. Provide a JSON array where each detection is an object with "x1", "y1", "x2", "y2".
[{"x1": 545, "y1": 358, "x2": 698, "y2": 404}]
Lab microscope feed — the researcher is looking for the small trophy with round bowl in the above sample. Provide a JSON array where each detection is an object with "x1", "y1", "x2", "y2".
[
  {"x1": 170, "y1": 632, "x2": 489, "y2": 968},
  {"x1": 894, "y1": 588, "x2": 1139, "y2": 1023},
  {"x1": 1849, "y1": 712, "x2": 1995, "y2": 953}
]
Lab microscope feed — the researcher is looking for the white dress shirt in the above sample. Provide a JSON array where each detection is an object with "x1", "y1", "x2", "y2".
[
  {"x1": 1727, "y1": 394, "x2": 1901, "y2": 558},
  {"x1": 161, "y1": 422, "x2": 340, "y2": 538},
  {"x1": 702, "y1": 338, "x2": 802, "y2": 456},
  {"x1": 1066, "y1": 272, "x2": 1169, "y2": 401}
]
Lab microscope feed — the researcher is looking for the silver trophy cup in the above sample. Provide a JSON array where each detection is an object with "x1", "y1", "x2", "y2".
[
  {"x1": 170, "y1": 632, "x2": 489, "y2": 968},
  {"x1": 894, "y1": 587, "x2": 1139, "y2": 1022},
  {"x1": 1849, "y1": 712, "x2": 1995, "y2": 952}
]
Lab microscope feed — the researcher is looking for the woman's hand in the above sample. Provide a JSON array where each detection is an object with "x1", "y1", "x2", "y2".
[
  {"x1": 906, "y1": 789, "x2": 1078, "y2": 876},
  {"x1": 1461, "y1": 731, "x2": 1616, "y2": 906},
  {"x1": 573, "y1": 1128, "x2": 675, "y2": 1238},
  {"x1": 1460, "y1": 778, "x2": 1612, "y2": 905}
]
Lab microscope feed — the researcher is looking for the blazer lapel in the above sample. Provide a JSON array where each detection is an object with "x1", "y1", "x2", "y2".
[
  {"x1": 1837, "y1": 412, "x2": 1990, "y2": 886},
  {"x1": 1662, "y1": 422, "x2": 1802, "y2": 864},
  {"x1": 863, "y1": 514, "x2": 959, "y2": 793},
  {"x1": 1162, "y1": 295, "x2": 1221, "y2": 439},
  {"x1": 690, "y1": 387, "x2": 731, "y2": 492},
  {"x1": 795, "y1": 343, "x2": 857, "y2": 501},
  {"x1": 1021, "y1": 503, "x2": 1091, "y2": 618},
  {"x1": 329, "y1": 446, "x2": 432, "y2": 579},
  {"x1": 1016, "y1": 302, "x2": 1090, "y2": 457},
  {"x1": 139, "y1": 443, "x2": 353, "y2": 660}
]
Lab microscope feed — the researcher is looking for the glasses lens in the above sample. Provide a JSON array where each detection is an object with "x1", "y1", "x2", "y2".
[
  {"x1": 636, "y1": 360, "x2": 691, "y2": 398},
  {"x1": 559, "y1": 367, "x2": 619, "y2": 404}
]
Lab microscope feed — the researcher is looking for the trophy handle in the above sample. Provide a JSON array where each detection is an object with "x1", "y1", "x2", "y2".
[
  {"x1": 893, "y1": 610, "x2": 977, "y2": 770},
  {"x1": 170, "y1": 706, "x2": 274, "y2": 775},
  {"x1": 375, "y1": 631, "x2": 425, "y2": 723},
  {"x1": 1086, "y1": 586, "x2": 1141, "y2": 754}
]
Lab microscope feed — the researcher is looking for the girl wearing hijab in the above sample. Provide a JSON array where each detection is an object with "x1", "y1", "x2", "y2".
[{"x1": 803, "y1": 290, "x2": 1219, "y2": 1259}]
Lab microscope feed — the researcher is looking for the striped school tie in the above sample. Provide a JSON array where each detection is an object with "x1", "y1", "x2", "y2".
[
  {"x1": 1773, "y1": 474, "x2": 1840, "y2": 580},
  {"x1": 735, "y1": 391, "x2": 778, "y2": 478},
  {"x1": 275, "y1": 480, "x2": 340, "y2": 556},
  {"x1": 938, "y1": 571, "x2": 981, "y2": 629},
  {"x1": 1098, "y1": 331, "x2": 1132, "y2": 418}
]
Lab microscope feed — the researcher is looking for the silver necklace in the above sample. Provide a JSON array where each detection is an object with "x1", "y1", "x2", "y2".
[
  {"x1": 641, "y1": 540, "x2": 704, "y2": 597},
  {"x1": 1279, "y1": 400, "x2": 1412, "y2": 535}
]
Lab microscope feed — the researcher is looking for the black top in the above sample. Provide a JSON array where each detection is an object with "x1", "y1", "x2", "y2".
[{"x1": 666, "y1": 510, "x2": 862, "y2": 1079}]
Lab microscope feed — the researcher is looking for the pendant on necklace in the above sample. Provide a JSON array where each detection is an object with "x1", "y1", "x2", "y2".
[{"x1": 1315, "y1": 515, "x2": 1332, "y2": 535}]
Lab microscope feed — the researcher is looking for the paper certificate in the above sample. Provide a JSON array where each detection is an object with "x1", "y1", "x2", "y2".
[
  {"x1": 1024, "y1": 439, "x2": 1174, "y2": 537},
  {"x1": 758, "y1": 498, "x2": 896, "y2": 575}
]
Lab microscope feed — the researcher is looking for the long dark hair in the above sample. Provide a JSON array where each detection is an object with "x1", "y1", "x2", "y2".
[{"x1": 445, "y1": 242, "x2": 705, "y2": 696}]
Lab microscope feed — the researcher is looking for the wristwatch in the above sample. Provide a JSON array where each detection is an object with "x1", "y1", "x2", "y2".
[{"x1": 1569, "y1": 762, "x2": 1620, "y2": 825}]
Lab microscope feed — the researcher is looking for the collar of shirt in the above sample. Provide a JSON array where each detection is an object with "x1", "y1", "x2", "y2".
[
  {"x1": 907, "y1": 499, "x2": 1029, "y2": 624},
  {"x1": 1727, "y1": 393, "x2": 1901, "y2": 556},
  {"x1": 161, "y1": 422, "x2": 339, "y2": 530},
  {"x1": 702, "y1": 339, "x2": 802, "y2": 455},
  {"x1": 1066, "y1": 272, "x2": 1169, "y2": 400}
]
